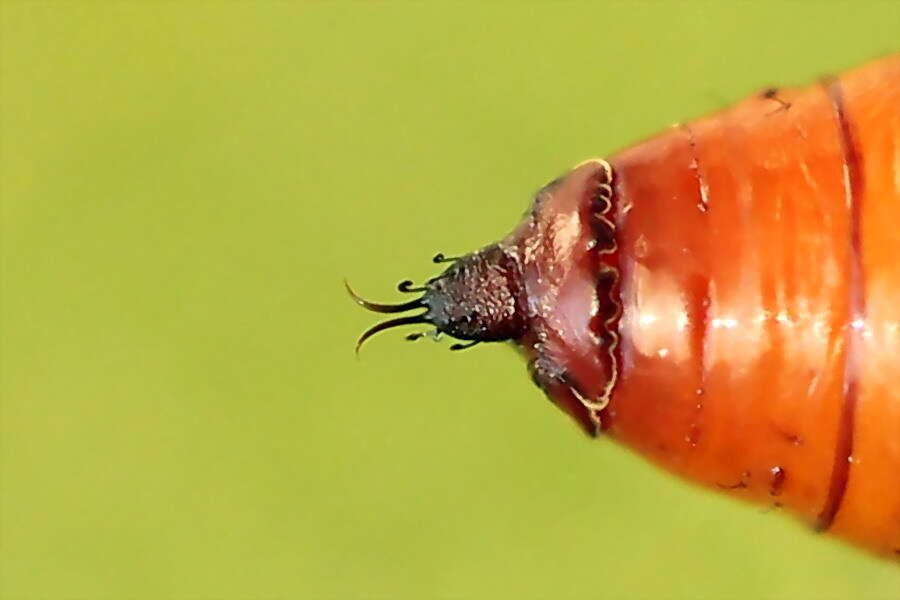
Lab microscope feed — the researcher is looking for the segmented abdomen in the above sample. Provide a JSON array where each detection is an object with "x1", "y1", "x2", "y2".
[{"x1": 601, "y1": 55, "x2": 900, "y2": 556}]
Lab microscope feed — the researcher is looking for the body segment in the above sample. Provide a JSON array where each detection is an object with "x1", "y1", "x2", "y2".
[
  {"x1": 352, "y1": 55, "x2": 900, "y2": 558},
  {"x1": 602, "y1": 55, "x2": 900, "y2": 554}
]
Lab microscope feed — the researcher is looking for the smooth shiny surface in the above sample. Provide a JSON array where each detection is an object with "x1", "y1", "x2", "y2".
[
  {"x1": 601, "y1": 55, "x2": 900, "y2": 556},
  {"x1": 510, "y1": 161, "x2": 617, "y2": 433},
  {"x1": 831, "y1": 56, "x2": 900, "y2": 555}
]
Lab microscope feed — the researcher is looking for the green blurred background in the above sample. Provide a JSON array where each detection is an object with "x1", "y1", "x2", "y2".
[{"x1": 2, "y1": 2, "x2": 899, "y2": 598}]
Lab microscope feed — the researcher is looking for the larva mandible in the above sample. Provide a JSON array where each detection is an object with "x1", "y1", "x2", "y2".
[{"x1": 349, "y1": 54, "x2": 900, "y2": 559}]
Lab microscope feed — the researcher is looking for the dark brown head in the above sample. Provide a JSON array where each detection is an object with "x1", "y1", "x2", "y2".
[{"x1": 348, "y1": 243, "x2": 527, "y2": 353}]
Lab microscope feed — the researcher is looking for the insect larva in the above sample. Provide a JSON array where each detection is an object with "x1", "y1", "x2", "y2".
[{"x1": 350, "y1": 54, "x2": 900, "y2": 559}]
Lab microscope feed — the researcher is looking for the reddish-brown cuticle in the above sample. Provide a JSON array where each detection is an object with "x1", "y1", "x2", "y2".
[
  {"x1": 773, "y1": 427, "x2": 804, "y2": 447},
  {"x1": 717, "y1": 471, "x2": 751, "y2": 491},
  {"x1": 816, "y1": 77, "x2": 865, "y2": 533},
  {"x1": 770, "y1": 466, "x2": 787, "y2": 497},
  {"x1": 351, "y1": 54, "x2": 900, "y2": 560},
  {"x1": 504, "y1": 160, "x2": 623, "y2": 433},
  {"x1": 593, "y1": 67, "x2": 878, "y2": 538}
]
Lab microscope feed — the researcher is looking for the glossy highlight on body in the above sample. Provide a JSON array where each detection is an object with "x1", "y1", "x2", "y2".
[{"x1": 351, "y1": 54, "x2": 900, "y2": 560}]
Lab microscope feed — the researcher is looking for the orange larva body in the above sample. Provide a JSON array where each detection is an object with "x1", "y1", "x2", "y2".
[
  {"x1": 352, "y1": 55, "x2": 900, "y2": 559},
  {"x1": 604, "y1": 55, "x2": 900, "y2": 556}
]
